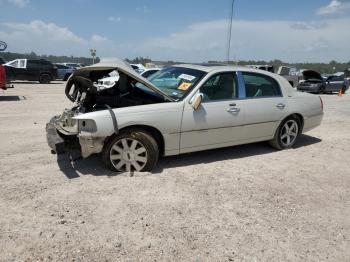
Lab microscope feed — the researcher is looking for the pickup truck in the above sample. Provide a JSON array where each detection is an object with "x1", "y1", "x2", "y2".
[{"x1": 5, "y1": 59, "x2": 57, "y2": 83}]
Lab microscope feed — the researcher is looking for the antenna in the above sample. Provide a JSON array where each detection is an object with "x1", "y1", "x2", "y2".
[{"x1": 226, "y1": 0, "x2": 235, "y2": 64}]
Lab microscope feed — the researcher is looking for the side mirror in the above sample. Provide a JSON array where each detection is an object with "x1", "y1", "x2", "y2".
[{"x1": 190, "y1": 93, "x2": 204, "y2": 110}]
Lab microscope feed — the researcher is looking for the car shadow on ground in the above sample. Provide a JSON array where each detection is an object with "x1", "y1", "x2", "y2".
[
  {"x1": 9, "y1": 81, "x2": 63, "y2": 84},
  {"x1": 56, "y1": 134, "x2": 322, "y2": 179},
  {"x1": 0, "y1": 95, "x2": 25, "y2": 101}
]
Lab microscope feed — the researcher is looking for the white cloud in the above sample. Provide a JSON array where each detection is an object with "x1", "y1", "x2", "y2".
[
  {"x1": 0, "y1": 18, "x2": 349, "y2": 63},
  {"x1": 5, "y1": 0, "x2": 29, "y2": 8},
  {"x1": 137, "y1": 18, "x2": 350, "y2": 62},
  {"x1": 107, "y1": 16, "x2": 121, "y2": 22},
  {"x1": 136, "y1": 6, "x2": 150, "y2": 13},
  {"x1": 317, "y1": 0, "x2": 350, "y2": 15},
  {"x1": 0, "y1": 20, "x2": 119, "y2": 57}
]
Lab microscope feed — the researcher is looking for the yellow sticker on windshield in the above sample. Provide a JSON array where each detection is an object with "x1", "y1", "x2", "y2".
[{"x1": 178, "y1": 82, "x2": 192, "y2": 91}]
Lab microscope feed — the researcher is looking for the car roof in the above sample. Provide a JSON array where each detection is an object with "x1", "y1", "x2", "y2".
[{"x1": 173, "y1": 63, "x2": 269, "y2": 74}]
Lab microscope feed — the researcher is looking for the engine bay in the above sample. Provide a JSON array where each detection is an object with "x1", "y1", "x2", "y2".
[{"x1": 65, "y1": 68, "x2": 166, "y2": 113}]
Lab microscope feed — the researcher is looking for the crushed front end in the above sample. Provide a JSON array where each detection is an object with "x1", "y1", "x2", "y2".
[{"x1": 46, "y1": 107, "x2": 80, "y2": 155}]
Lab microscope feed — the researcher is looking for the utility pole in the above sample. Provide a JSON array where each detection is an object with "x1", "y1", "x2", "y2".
[
  {"x1": 226, "y1": 0, "x2": 235, "y2": 64},
  {"x1": 90, "y1": 48, "x2": 96, "y2": 64}
]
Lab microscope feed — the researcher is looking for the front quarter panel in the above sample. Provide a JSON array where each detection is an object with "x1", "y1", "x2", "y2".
[{"x1": 75, "y1": 102, "x2": 184, "y2": 155}]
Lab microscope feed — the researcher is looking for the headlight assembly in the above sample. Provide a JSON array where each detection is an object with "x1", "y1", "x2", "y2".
[{"x1": 78, "y1": 119, "x2": 97, "y2": 133}]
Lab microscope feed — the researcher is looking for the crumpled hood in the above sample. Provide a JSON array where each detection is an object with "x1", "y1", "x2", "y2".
[
  {"x1": 68, "y1": 58, "x2": 174, "y2": 102},
  {"x1": 302, "y1": 70, "x2": 323, "y2": 81}
]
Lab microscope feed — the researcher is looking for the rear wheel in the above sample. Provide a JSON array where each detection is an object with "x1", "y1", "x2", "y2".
[
  {"x1": 63, "y1": 73, "x2": 71, "y2": 81},
  {"x1": 342, "y1": 86, "x2": 347, "y2": 94},
  {"x1": 39, "y1": 73, "x2": 51, "y2": 84},
  {"x1": 269, "y1": 116, "x2": 301, "y2": 150},
  {"x1": 102, "y1": 129, "x2": 159, "y2": 172}
]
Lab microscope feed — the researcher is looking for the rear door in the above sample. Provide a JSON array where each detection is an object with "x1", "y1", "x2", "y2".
[
  {"x1": 239, "y1": 72, "x2": 287, "y2": 140},
  {"x1": 26, "y1": 60, "x2": 42, "y2": 80}
]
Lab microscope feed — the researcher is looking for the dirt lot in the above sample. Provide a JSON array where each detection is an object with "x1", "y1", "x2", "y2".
[{"x1": 0, "y1": 82, "x2": 349, "y2": 261}]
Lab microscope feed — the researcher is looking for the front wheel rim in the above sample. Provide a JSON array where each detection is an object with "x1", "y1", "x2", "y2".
[
  {"x1": 280, "y1": 120, "x2": 298, "y2": 147},
  {"x1": 110, "y1": 138, "x2": 148, "y2": 172}
]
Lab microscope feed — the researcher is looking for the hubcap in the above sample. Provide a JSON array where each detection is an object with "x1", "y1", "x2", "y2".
[
  {"x1": 110, "y1": 138, "x2": 147, "y2": 172},
  {"x1": 280, "y1": 120, "x2": 299, "y2": 147}
]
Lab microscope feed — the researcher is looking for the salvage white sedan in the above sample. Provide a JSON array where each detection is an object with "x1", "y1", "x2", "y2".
[{"x1": 46, "y1": 59, "x2": 323, "y2": 172}]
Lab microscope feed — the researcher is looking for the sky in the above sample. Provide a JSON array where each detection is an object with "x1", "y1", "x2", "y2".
[{"x1": 0, "y1": 0, "x2": 349, "y2": 62}]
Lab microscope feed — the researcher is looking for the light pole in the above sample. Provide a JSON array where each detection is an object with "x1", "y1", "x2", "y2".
[
  {"x1": 90, "y1": 48, "x2": 96, "y2": 64},
  {"x1": 226, "y1": 0, "x2": 235, "y2": 64}
]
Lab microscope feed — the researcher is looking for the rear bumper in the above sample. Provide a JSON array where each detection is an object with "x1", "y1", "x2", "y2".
[
  {"x1": 297, "y1": 86, "x2": 320, "y2": 93},
  {"x1": 303, "y1": 113, "x2": 324, "y2": 133}
]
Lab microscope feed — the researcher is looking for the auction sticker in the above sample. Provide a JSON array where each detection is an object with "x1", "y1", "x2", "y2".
[
  {"x1": 178, "y1": 82, "x2": 192, "y2": 91},
  {"x1": 178, "y1": 74, "x2": 196, "y2": 82}
]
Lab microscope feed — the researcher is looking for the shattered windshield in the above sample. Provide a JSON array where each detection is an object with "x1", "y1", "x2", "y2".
[{"x1": 136, "y1": 67, "x2": 206, "y2": 100}]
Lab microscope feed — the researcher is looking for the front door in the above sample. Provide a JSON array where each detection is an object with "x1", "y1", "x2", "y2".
[{"x1": 180, "y1": 72, "x2": 245, "y2": 153}]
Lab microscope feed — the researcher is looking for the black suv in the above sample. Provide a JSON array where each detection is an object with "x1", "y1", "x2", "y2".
[{"x1": 5, "y1": 59, "x2": 57, "y2": 83}]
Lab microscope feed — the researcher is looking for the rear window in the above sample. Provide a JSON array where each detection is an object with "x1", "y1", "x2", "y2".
[{"x1": 243, "y1": 72, "x2": 282, "y2": 98}]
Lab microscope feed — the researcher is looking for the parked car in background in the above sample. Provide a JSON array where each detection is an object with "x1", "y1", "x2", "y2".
[
  {"x1": 54, "y1": 64, "x2": 75, "y2": 81},
  {"x1": 246, "y1": 65, "x2": 275, "y2": 73},
  {"x1": 140, "y1": 68, "x2": 161, "y2": 78},
  {"x1": 47, "y1": 60, "x2": 323, "y2": 172},
  {"x1": 277, "y1": 66, "x2": 300, "y2": 87},
  {"x1": 297, "y1": 70, "x2": 326, "y2": 94},
  {"x1": 60, "y1": 63, "x2": 85, "y2": 69},
  {"x1": 130, "y1": 63, "x2": 146, "y2": 74},
  {"x1": 298, "y1": 70, "x2": 348, "y2": 94},
  {"x1": 345, "y1": 68, "x2": 350, "y2": 82},
  {"x1": 5, "y1": 59, "x2": 57, "y2": 84},
  {"x1": 0, "y1": 64, "x2": 9, "y2": 90},
  {"x1": 324, "y1": 74, "x2": 349, "y2": 93}
]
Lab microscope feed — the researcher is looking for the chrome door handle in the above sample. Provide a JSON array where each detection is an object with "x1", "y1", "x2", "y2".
[
  {"x1": 227, "y1": 107, "x2": 240, "y2": 113},
  {"x1": 276, "y1": 103, "x2": 286, "y2": 109}
]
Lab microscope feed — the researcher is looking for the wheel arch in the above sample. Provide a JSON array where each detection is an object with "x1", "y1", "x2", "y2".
[
  {"x1": 39, "y1": 72, "x2": 53, "y2": 80},
  {"x1": 104, "y1": 125, "x2": 165, "y2": 156},
  {"x1": 282, "y1": 113, "x2": 304, "y2": 132}
]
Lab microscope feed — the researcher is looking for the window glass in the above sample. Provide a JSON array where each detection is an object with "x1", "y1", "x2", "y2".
[
  {"x1": 19, "y1": 60, "x2": 26, "y2": 68},
  {"x1": 200, "y1": 73, "x2": 238, "y2": 101},
  {"x1": 135, "y1": 67, "x2": 205, "y2": 101},
  {"x1": 142, "y1": 70, "x2": 158, "y2": 78},
  {"x1": 243, "y1": 72, "x2": 281, "y2": 98},
  {"x1": 330, "y1": 76, "x2": 343, "y2": 81},
  {"x1": 7, "y1": 60, "x2": 19, "y2": 68}
]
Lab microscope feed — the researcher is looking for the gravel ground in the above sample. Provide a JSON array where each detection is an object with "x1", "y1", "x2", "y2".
[{"x1": 0, "y1": 82, "x2": 349, "y2": 261}]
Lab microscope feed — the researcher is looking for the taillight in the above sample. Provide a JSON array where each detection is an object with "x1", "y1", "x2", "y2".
[{"x1": 319, "y1": 96, "x2": 323, "y2": 111}]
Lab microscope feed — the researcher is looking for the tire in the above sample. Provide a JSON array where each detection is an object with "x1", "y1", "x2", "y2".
[
  {"x1": 269, "y1": 116, "x2": 301, "y2": 150},
  {"x1": 318, "y1": 85, "x2": 326, "y2": 94},
  {"x1": 102, "y1": 129, "x2": 159, "y2": 172},
  {"x1": 39, "y1": 73, "x2": 51, "y2": 84},
  {"x1": 63, "y1": 73, "x2": 71, "y2": 81},
  {"x1": 342, "y1": 86, "x2": 347, "y2": 94}
]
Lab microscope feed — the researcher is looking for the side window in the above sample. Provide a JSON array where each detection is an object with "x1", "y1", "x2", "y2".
[
  {"x1": 8, "y1": 60, "x2": 19, "y2": 68},
  {"x1": 200, "y1": 73, "x2": 238, "y2": 102},
  {"x1": 19, "y1": 59, "x2": 26, "y2": 68},
  {"x1": 332, "y1": 76, "x2": 343, "y2": 81},
  {"x1": 243, "y1": 72, "x2": 281, "y2": 98},
  {"x1": 27, "y1": 60, "x2": 40, "y2": 69}
]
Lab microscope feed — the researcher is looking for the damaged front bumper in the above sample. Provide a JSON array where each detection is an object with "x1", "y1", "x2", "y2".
[
  {"x1": 46, "y1": 113, "x2": 106, "y2": 158},
  {"x1": 46, "y1": 121, "x2": 66, "y2": 154}
]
